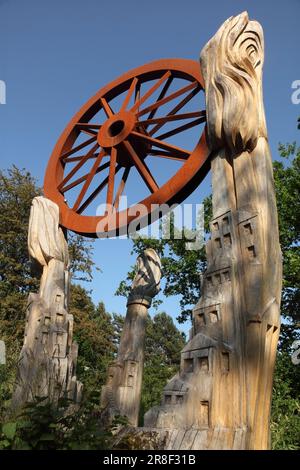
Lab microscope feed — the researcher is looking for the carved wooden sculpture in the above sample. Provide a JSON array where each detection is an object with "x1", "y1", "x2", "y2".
[
  {"x1": 144, "y1": 12, "x2": 282, "y2": 450},
  {"x1": 12, "y1": 197, "x2": 82, "y2": 411},
  {"x1": 101, "y1": 249, "x2": 161, "y2": 426}
]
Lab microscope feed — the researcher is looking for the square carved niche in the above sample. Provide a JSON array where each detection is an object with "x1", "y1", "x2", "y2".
[
  {"x1": 215, "y1": 237, "x2": 222, "y2": 249},
  {"x1": 55, "y1": 332, "x2": 64, "y2": 345},
  {"x1": 243, "y1": 222, "x2": 253, "y2": 235},
  {"x1": 127, "y1": 374, "x2": 134, "y2": 387},
  {"x1": 223, "y1": 232, "x2": 232, "y2": 247},
  {"x1": 198, "y1": 356, "x2": 209, "y2": 372},
  {"x1": 206, "y1": 303, "x2": 221, "y2": 324},
  {"x1": 184, "y1": 358, "x2": 194, "y2": 373},
  {"x1": 199, "y1": 401, "x2": 209, "y2": 426},
  {"x1": 197, "y1": 312, "x2": 205, "y2": 326},
  {"x1": 247, "y1": 245, "x2": 256, "y2": 259},
  {"x1": 209, "y1": 310, "x2": 218, "y2": 323},
  {"x1": 164, "y1": 394, "x2": 172, "y2": 405},
  {"x1": 176, "y1": 395, "x2": 183, "y2": 404},
  {"x1": 56, "y1": 312, "x2": 64, "y2": 324},
  {"x1": 221, "y1": 352, "x2": 230, "y2": 372},
  {"x1": 222, "y1": 215, "x2": 230, "y2": 228}
]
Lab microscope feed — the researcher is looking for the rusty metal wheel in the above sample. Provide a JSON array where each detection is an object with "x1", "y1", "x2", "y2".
[{"x1": 44, "y1": 58, "x2": 210, "y2": 237}]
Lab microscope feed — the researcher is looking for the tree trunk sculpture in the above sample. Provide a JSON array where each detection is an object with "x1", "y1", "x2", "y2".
[
  {"x1": 12, "y1": 196, "x2": 82, "y2": 411},
  {"x1": 101, "y1": 248, "x2": 161, "y2": 426},
  {"x1": 144, "y1": 11, "x2": 282, "y2": 450}
]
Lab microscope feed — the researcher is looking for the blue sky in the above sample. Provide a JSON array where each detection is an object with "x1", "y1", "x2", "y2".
[{"x1": 0, "y1": 0, "x2": 299, "y2": 334}]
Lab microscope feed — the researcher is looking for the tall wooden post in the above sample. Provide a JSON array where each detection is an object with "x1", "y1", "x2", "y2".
[
  {"x1": 12, "y1": 197, "x2": 82, "y2": 411},
  {"x1": 144, "y1": 12, "x2": 282, "y2": 450},
  {"x1": 101, "y1": 249, "x2": 161, "y2": 426}
]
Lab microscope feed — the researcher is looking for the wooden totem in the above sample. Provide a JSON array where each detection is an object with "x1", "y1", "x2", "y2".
[
  {"x1": 101, "y1": 248, "x2": 161, "y2": 426},
  {"x1": 12, "y1": 197, "x2": 82, "y2": 411},
  {"x1": 144, "y1": 12, "x2": 282, "y2": 450}
]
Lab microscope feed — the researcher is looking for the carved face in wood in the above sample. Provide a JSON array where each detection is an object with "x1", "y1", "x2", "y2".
[{"x1": 200, "y1": 11, "x2": 267, "y2": 155}]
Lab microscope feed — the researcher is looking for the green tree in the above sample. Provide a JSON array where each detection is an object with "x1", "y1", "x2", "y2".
[
  {"x1": 70, "y1": 285, "x2": 116, "y2": 392},
  {"x1": 273, "y1": 143, "x2": 300, "y2": 349},
  {"x1": 116, "y1": 199, "x2": 212, "y2": 323}
]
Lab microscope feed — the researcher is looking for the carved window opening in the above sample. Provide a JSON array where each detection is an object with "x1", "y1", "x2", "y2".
[
  {"x1": 206, "y1": 276, "x2": 213, "y2": 287},
  {"x1": 197, "y1": 313, "x2": 205, "y2": 326},
  {"x1": 127, "y1": 374, "x2": 134, "y2": 387},
  {"x1": 55, "y1": 294, "x2": 62, "y2": 303},
  {"x1": 44, "y1": 316, "x2": 50, "y2": 326},
  {"x1": 222, "y1": 270, "x2": 230, "y2": 282},
  {"x1": 247, "y1": 245, "x2": 256, "y2": 258},
  {"x1": 215, "y1": 237, "x2": 222, "y2": 249},
  {"x1": 184, "y1": 358, "x2": 194, "y2": 373},
  {"x1": 56, "y1": 313, "x2": 64, "y2": 324},
  {"x1": 198, "y1": 356, "x2": 209, "y2": 372},
  {"x1": 199, "y1": 401, "x2": 209, "y2": 426},
  {"x1": 222, "y1": 216, "x2": 229, "y2": 227},
  {"x1": 214, "y1": 273, "x2": 221, "y2": 284},
  {"x1": 223, "y1": 233, "x2": 232, "y2": 247},
  {"x1": 244, "y1": 223, "x2": 253, "y2": 235},
  {"x1": 213, "y1": 222, "x2": 219, "y2": 231},
  {"x1": 165, "y1": 394, "x2": 172, "y2": 404},
  {"x1": 210, "y1": 310, "x2": 218, "y2": 323},
  {"x1": 56, "y1": 333, "x2": 64, "y2": 345},
  {"x1": 176, "y1": 395, "x2": 183, "y2": 404},
  {"x1": 42, "y1": 332, "x2": 48, "y2": 345},
  {"x1": 221, "y1": 352, "x2": 230, "y2": 372}
]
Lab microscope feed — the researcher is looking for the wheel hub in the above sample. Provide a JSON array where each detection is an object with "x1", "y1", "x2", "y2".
[
  {"x1": 97, "y1": 110, "x2": 150, "y2": 167},
  {"x1": 97, "y1": 110, "x2": 136, "y2": 148}
]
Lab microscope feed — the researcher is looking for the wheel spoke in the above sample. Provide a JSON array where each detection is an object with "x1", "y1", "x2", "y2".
[
  {"x1": 146, "y1": 75, "x2": 173, "y2": 122},
  {"x1": 122, "y1": 140, "x2": 159, "y2": 193},
  {"x1": 121, "y1": 77, "x2": 138, "y2": 111},
  {"x1": 135, "y1": 81, "x2": 141, "y2": 102},
  {"x1": 149, "y1": 150, "x2": 188, "y2": 162},
  {"x1": 106, "y1": 147, "x2": 117, "y2": 207},
  {"x1": 101, "y1": 97, "x2": 114, "y2": 117},
  {"x1": 60, "y1": 135, "x2": 97, "y2": 160},
  {"x1": 58, "y1": 143, "x2": 99, "y2": 190},
  {"x1": 156, "y1": 117, "x2": 206, "y2": 141},
  {"x1": 138, "y1": 110, "x2": 205, "y2": 126},
  {"x1": 149, "y1": 87, "x2": 201, "y2": 136},
  {"x1": 77, "y1": 165, "x2": 122, "y2": 214},
  {"x1": 60, "y1": 160, "x2": 110, "y2": 192},
  {"x1": 72, "y1": 150, "x2": 106, "y2": 211},
  {"x1": 76, "y1": 123, "x2": 101, "y2": 129},
  {"x1": 130, "y1": 71, "x2": 171, "y2": 113},
  {"x1": 137, "y1": 80, "x2": 199, "y2": 118},
  {"x1": 131, "y1": 130, "x2": 190, "y2": 158},
  {"x1": 63, "y1": 152, "x2": 100, "y2": 164},
  {"x1": 80, "y1": 128, "x2": 98, "y2": 137},
  {"x1": 113, "y1": 166, "x2": 130, "y2": 210}
]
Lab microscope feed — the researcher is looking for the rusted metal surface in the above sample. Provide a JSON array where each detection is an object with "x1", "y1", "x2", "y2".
[{"x1": 44, "y1": 59, "x2": 210, "y2": 237}]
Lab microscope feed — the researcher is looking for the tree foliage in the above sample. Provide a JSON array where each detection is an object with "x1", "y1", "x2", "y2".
[
  {"x1": 140, "y1": 312, "x2": 185, "y2": 423},
  {"x1": 273, "y1": 143, "x2": 300, "y2": 350},
  {"x1": 116, "y1": 199, "x2": 212, "y2": 323}
]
